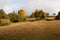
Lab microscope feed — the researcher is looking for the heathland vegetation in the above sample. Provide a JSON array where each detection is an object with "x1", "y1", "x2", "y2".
[
  {"x1": 0, "y1": 9, "x2": 60, "y2": 26},
  {"x1": 0, "y1": 9, "x2": 60, "y2": 40}
]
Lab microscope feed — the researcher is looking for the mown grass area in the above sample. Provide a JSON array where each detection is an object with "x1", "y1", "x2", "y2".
[{"x1": 0, "y1": 20, "x2": 60, "y2": 40}]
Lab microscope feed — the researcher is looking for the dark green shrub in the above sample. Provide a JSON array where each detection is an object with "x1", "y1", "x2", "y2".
[
  {"x1": 8, "y1": 12, "x2": 26, "y2": 22},
  {"x1": 38, "y1": 10, "x2": 45, "y2": 19},
  {"x1": 30, "y1": 13, "x2": 35, "y2": 18},
  {"x1": 8, "y1": 13, "x2": 19, "y2": 22},
  {"x1": 17, "y1": 14, "x2": 26, "y2": 22},
  {"x1": 31, "y1": 10, "x2": 45, "y2": 19},
  {"x1": 55, "y1": 11, "x2": 60, "y2": 20}
]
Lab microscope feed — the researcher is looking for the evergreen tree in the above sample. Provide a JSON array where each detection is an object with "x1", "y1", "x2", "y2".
[
  {"x1": 55, "y1": 11, "x2": 60, "y2": 20},
  {"x1": 31, "y1": 13, "x2": 35, "y2": 18},
  {"x1": 38, "y1": 10, "x2": 45, "y2": 19}
]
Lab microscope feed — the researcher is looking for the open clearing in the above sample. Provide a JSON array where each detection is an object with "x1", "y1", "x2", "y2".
[{"x1": 0, "y1": 20, "x2": 60, "y2": 40}]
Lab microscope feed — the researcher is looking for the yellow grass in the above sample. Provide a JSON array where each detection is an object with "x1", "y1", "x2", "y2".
[{"x1": 0, "y1": 20, "x2": 60, "y2": 40}]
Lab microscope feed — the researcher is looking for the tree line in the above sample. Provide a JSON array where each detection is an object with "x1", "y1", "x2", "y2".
[
  {"x1": 0, "y1": 9, "x2": 60, "y2": 23},
  {"x1": 0, "y1": 9, "x2": 26, "y2": 23}
]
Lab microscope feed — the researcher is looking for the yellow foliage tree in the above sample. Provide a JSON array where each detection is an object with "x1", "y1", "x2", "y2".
[
  {"x1": 18, "y1": 9, "x2": 26, "y2": 17},
  {"x1": 18, "y1": 9, "x2": 26, "y2": 21},
  {"x1": 35, "y1": 9, "x2": 39, "y2": 13}
]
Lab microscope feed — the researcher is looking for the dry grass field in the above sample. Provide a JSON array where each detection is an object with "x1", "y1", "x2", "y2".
[{"x1": 0, "y1": 20, "x2": 60, "y2": 40}]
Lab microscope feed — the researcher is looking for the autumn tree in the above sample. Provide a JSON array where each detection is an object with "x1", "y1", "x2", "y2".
[
  {"x1": 18, "y1": 9, "x2": 26, "y2": 17},
  {"x1": 18, "y1": 9, "x2": 26, "y2": 21},
  {"x1": 35, "y1": 9, "x2": 39, "y2": 17},
  {"x1": 31, "y1": 9, "x2": 45, "y2": 19},
  {"x1": 35, "y1": 9, "x2": 45, "y2": 19}
]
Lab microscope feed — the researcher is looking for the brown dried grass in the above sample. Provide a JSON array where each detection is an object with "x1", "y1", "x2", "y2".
[{"x1": 0, "y1": 20, "x2": 60, "y2": 40}]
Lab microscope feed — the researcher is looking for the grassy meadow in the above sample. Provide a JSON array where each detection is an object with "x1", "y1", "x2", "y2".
[{"x1": 0, "y1": 20, "x2": 60, "y2": 40}]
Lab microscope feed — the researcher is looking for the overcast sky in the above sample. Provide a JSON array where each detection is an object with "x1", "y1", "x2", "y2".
[{"x1": 0, "y1": 0, "x2": 60, "y2": 15}]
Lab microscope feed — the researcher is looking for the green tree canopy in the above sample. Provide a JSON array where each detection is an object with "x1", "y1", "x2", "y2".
[
  {"x1": 0, "y1": 9, "x2": 9, "y2": 19},
  {"x1": 8, "y1": 12, "x2": 18, "y2": 22},
  {"x1": 31, "y1": 10, "x2": 45, "y2": 19},
  {"x1": 8, "y1": 11, "x2": 26, "y2": 22}
]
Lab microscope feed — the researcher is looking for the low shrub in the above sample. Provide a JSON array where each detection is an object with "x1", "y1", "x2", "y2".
[
  {"x1": 0, "y1": 19, "x2": 10, "y2": 26},
  {"x1": 0, "y1": 22, "x2": 10, "y2": 26}
]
